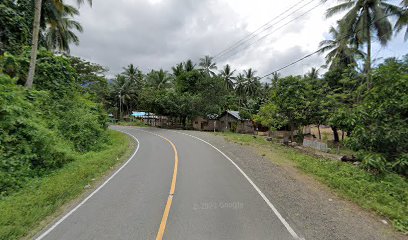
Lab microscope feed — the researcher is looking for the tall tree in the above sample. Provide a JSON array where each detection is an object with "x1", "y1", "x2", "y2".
[
  {"x1": 123, "y1": 64, "x2": 143, "y2": 84},
  {"x1": 219, "y1": 64, "x2": 235, "y2": 90},
  {"x1": 318, "y1": 25, "x2": 365, "y2": 69},
  {"x1": 326, "y1": 0, "x2": 396, "y2": 88},
  {"x1": 386, "y1": 0, "x2": 408, "y2": 40},
  {"x1": 235, "y1": 73, "x2": 246, "y2": 106},
  {"x1": 198, "y1": 55, "x2": 217, "y2": 77},
  {"x1": 305, "y1": 67, "x2": 320, "y2": 79},
  {"x1": 243, "y1": 68, "x2": 260, "y2": 97},
  {"x1": 26, "y1": 0, "x2": 43, "y2": 88},
  {"x1": 183, "y1": 59, "x2": 195, "y2": 72},
  {"x1": 26, "y1": 0, "x2": 92, "y2": 88},
  {"x1": 146, "y1": 69, "x2": 171, "y2": 89},
  {"x1": 44, "y1": 5, "x2": 83, "y2": 52},
  {"x1": 171, "y1": 62, "x2": 184, "y2": 77}
]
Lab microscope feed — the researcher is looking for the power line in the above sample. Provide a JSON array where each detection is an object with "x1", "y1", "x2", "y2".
[
  {"x1": 213, "y1": 0, "x2": 318, "y2": 60},
  {"x1": 259, "y1": 14, "x2": 395, "y2": 80},
  {"x1": 213, "y1": 0, "x2": 311, "y2": 59},
  {"x1": 216, "y1": 1, "x2": 324, "y2": 62}
]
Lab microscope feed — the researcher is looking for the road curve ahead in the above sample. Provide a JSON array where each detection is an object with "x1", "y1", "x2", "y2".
[{"x1": 35, "y1": 127, "x2": 303, "y2": 240}]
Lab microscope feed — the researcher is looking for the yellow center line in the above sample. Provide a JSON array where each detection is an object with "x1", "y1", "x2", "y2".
[{"x1": 155, "y1": 135, "x2": 179, "y2": 240}]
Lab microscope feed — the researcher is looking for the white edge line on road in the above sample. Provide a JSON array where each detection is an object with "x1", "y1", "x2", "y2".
[
  {"x1": 35, "y1": 129, "x2": 140, "y2": 240},
  {"x1": 173, "y1": 131, "x2": 305, "y2": 240}
]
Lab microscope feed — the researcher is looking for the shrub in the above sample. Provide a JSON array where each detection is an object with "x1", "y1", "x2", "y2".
[
  {"x1": 0, "y1": 50, "x2": 109, "y2": 196},
  {"x1": 0, "y1": 75, "x2": 73, "y2": 196},
  {"x1": 346, "y1": 58, "x2": 408, "y2": 174}
]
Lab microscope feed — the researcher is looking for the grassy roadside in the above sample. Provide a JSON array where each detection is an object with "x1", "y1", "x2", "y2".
[
  {"x1": 216, "y1": 132, "x2": 408, "y2": 233},
  {"x1": 0, "y1": 130, "x2": 135, "y2": 240},
  {"x1": 115, "y1": 120, "x2": 149, "y2": 127}
]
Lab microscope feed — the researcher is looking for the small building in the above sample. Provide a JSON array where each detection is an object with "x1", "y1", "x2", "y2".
[
  {"x1": 218, "y1": 110, "x2": 254, "y2": 134},
  {"x1": 131, "y1": 111, "x2": 166, "y2": 127},
  {"x1": 192, "y1": 114, "x2": 219, "y2": 131}
]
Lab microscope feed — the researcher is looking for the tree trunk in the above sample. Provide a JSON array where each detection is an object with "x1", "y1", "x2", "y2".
[
  {"x1": 317, "y1": 124, "x2": 321, "y2": 140},
  {"x1": 332, "y1": 126, "x2": 339, "y2": 143},
  {"x1": 26, "y1": 0, "x2": 43, "y2": 88},
  {"x1": 341, "y1": 130, "x2": 345, "y2": 141},
  {"x1": 182, "y1": 116, "x2": 187, "y2": 129},
  {"x1": 290, "y1": 124, "x2": 295, "y2": 142},
  {"x1": 366, "y1": 10, "x2": 372, "y2": 90}
]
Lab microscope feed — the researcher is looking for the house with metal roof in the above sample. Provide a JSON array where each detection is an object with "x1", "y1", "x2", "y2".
[{"x1": 217, "y1": 110, "x2": 254, "y2": 133}]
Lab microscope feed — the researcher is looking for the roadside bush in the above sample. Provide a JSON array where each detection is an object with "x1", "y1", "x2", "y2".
[
  {"x1": 347, "y1": 57, "x2": 408, "y2": 175},
  {"x1": 392, "y1": 154, "x2": 408, "y2": 176},
  {"x1": 0, "y1": 50, "x2": 109, "y2": 196},
  {"x1": 357, "y1": 152, "x2": 387, "y2": 174},
  {"x1": 0, "y1": 75, "x2": 73, "y2": 196},
  {"x1": 57, "y1": 96, "x2": 108, "y2": 152}
]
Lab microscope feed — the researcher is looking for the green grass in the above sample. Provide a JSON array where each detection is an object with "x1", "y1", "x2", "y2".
[
  {"x1": 216, "y1": 132, "x2": 408, "y2": 233},
  {"x1": 0, "y1": 130, "x2": 135, "y2": 240},
  {"x1": 114, "y1": 120, "x2": 149, "y2": 127}
]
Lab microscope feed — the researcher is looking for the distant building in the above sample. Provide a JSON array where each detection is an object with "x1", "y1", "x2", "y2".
[
  {"x1": 192, "y1": 110, "x2": 254, "y2": 134},
  {"x1": 192, "y1": 114, "x2": 219, "y2": 131},
  {"x1": 131, "y1": 111, "x2": 167, "y2": 127},
  {"x1": 218, "y1": 110, "x2": 254, "y2": 134}
]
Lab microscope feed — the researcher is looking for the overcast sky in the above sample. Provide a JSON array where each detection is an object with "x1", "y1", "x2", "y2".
[{"x1": 68, "y1": 0, "x2": 407, "y2": 79}]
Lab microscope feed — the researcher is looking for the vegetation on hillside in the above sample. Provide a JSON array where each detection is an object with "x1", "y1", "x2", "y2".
[{"x1": 0, "y1": 0, "x2": 110, "y2": 196}]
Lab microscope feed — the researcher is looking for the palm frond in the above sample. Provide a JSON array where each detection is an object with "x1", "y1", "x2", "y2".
[{"x1": 326, "y1": 1, "x2": 355, "y2": 18}]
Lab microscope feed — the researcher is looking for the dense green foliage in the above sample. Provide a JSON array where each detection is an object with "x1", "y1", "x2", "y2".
[
  {"x1": 0, "y1": 0, "x2": 87, "y2": 54},
  {"x1": 253, "y1": 57, "x2": 408, "y2": 175},
  {"x1": 0, "y1": 50, "x2": 109, "y2": 196},
  {"x1": 106, "y1": 58, "x2": 266, "y2": 127},
  {"x1": 347, "y1": 57, "x2": 408, "y2": 174}
]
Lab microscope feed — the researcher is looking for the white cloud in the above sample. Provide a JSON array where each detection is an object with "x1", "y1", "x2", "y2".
[{"x1": 68, "y1": 0, "x2": 407, "y2": 77}]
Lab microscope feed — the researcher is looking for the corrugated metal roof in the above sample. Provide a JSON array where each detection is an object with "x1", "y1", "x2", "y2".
[{"x1": 227, "y1": 110, "x2": 241, "y2": 120}]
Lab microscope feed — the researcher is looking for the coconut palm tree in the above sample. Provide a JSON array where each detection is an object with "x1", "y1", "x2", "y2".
[
  {"x1": 26, "y1": 0, "x2": 92, "y2": 88},
  {"x1": 111, "y1": 74, "x2": 139, "y2": 119},
  {"x1": 44, "y1": 5, "x2": 83, "y2": 52},
  {"x1": 386, "y1": 0, "x2": 408, "y2": 40},
  {"x1": 198, "y1": 55, "x2": 217, "y2": 76},
  {"x1": 243, "y1": 68, "x2": 260, "y2": 97},
  {"x1": 123, "y1": 64, "x2": 143, "y2": 84},
  {"x1": 183, "y1": 59, "x2": 195, "y2": 72},
  {"x1": 305, "y1": 67, "x2": 320, "y2": 79},
  {"x1": 235, "y1": 73, "x2": 246, "y2": 106},
  {"x1": 318, "y1": 25, "x2": 365, "y2": 69},
  {"x1": 147, "y1": 69, "x2": 171, "y2": 89},
  {"x1": 326, "y1": 0, "x2": 396, "y2": 88},
  {"x1": 219, "y1": 64, "x2": 235, "y2": 90},
  {"x1": 172, "y1": 62, "x2": 184, "y2": 77}
]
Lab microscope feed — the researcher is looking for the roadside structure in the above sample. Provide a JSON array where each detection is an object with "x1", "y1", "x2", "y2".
[
  {"x1": 192, "y1": 114, "x2": 219, "y2": 131},
  {"x1": 218, "y1": 110, "x2": 254, "y2": 133}
]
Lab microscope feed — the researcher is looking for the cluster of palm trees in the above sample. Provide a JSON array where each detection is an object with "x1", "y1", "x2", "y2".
[
  {"x1": 319, "y1": 0, "x2": 407, "y2": 87},
  {"x1": 199, "y1": 56, "x2": 262, "y2": 101},
  {"x1": 108, "y1": 56, "x2": 266, "y2": 119},
  {"x1": 109, "y1": 64, "x2": 144, "y2": 119}
]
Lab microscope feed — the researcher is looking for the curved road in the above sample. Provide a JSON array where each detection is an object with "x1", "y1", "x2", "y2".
[{"x1": 36, "y1": 127, "x2": 304, "y2": 240}]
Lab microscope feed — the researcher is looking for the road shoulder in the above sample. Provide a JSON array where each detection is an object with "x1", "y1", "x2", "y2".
[{"x1": 186, "y1": 131, "x2": 406, "y2": 240}]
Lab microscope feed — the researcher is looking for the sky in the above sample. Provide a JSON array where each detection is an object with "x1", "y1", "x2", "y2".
[{"x1": 68, "y1": 0, "x2": 407, "y2": 79}]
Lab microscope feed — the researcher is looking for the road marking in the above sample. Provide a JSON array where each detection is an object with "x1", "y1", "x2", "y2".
[
  {"x1": 136, "y1": 129, "x2": 178, "y2": 240},
  {"x1": 173, "y1": 130, "x2": 305, "y2": 240},
  {"x1": 35, "y1": 129, "x2": 140, "y2": 240}
]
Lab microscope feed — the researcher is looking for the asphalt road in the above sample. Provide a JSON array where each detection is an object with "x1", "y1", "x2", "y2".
[{"x1": 36, "y1": 127, "x2": 303, "y2": 240}]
